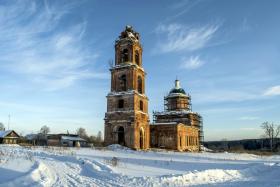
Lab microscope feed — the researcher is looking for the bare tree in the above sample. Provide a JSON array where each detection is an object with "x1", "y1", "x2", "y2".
[
  {"x1": 261, "y1": 122, "x2": 280, "y2": 151},
  {"x1": 0, "y1": 122, "x2": 5, "y2": 131},
  {"x1": 76, "y1": 127, "x2": 88, "y2": 139},
  {"x1": 40, "y1": 125, "x2": 50, "y2": 135}
]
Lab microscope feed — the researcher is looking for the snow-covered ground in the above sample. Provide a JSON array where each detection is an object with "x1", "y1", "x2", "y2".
[{"x1": 0, "y1": 145, "x2": 280, "y2": 187}]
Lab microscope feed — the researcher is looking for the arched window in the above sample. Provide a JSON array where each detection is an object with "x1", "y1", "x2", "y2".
[
  {"x1": 139, "y1": 100, "x2": 143, "y2": 111},
  {"x1": 120, "y1": 74, "x2": 127, "y2": 91},
  {"x1": 135, "y1": 50, "x2": 140, "y2": 66},
  {"x1": 139, "y1": 127, "x2": 144, "y2": 149},
  {"x1": 180, "y1": 136, "x2": 182, "y2": 147},
  {"x1": 137, "y1": 76, "x2": 143, "y2": 94},
  {"x1": 121, "y1": 49, "x2": 129, "y2": 63},
  {"x1": 118, "y1": 99, "x2": 124, "y2": 108}
]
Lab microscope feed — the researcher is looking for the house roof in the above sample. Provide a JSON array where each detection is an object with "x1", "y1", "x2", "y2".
[
  {"x1": 0, "y1": 130, "x2": 19, "y2": 138},
  {"x1": 61, "y1": 136, "x2": 86, "y2": 142},
  {"x1": 168, "y1": 79, "x2": 187, "y2": 95}
]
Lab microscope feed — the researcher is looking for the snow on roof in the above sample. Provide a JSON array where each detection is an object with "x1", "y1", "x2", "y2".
[
  {"x1": 0, "y1": 130, "x2": 14, "y2": 138},
  {"x1": 152, "y1": 122, "x2": 178, "y2": 125},
  {"x1": 166, "y1": 92, "x2": 190, "y2": 98},
  {"x1": 107, "y1": 90, "x2": 148, "y2": 98},
  {"x1": 61, "y1": 136, "x2": 86, "y2": 142},
  {"x1": 154, "y1": 110, "x2": 201, "y2": 116},
  {"x1": 110, "y1": 62, "x2": 145, "y2": 72},
  {"x1": 107, "y1": 90, "x2": 134, "y2": 96}
]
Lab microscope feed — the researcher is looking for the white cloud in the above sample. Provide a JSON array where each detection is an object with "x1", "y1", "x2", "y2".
[
  {"x1": 0, "y1": 0, "x2": 107, "y2": 91},
  {"x1": 263, "y1": 85, "x2": 280, "y2": 96},
  {"x1": 155, "y1": 23, "x2": 219, "y2": 53},
  {"x1": 238, "y1": 116, "x2": 260, "y2": 121},
  {"x1": 180, "y1": 55, "x2": 204, "y2": 69}
]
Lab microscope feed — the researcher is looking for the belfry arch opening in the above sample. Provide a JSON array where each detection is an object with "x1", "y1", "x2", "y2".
[
  {"x1": 118, "y1": 126, "x2": 125, "y2": 145},
  {"x1": 121, "y1": 49, "x2": 129, "y2": 63},
  {"x1": 120, "y1": 74, "x2": 127, "y2": 91}
]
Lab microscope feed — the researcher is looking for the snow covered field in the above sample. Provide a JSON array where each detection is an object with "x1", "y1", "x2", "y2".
[{"x1": 0, "y1": 145, "x2": 280, "y2": 187}]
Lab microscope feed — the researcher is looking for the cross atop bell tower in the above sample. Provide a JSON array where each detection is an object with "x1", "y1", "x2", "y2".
[{"x1": 104, "y1": 25, "x2": 150, "y2": 150}]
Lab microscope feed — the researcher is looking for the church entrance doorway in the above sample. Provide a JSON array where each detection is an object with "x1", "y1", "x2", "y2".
[{"x1": 118, "y1": 126, "x2": 125, "y2": 145}]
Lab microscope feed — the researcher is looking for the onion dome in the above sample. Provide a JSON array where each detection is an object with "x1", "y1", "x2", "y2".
[{"x1": 169, "y1": 79, "x2": 186, "y2": 95}]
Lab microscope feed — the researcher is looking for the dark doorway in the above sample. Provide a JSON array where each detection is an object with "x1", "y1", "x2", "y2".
[
  {"x1": 140, "y1": 129, "x2": 144, "y2": 149},
  {"x1": 118, "y1": 126, "x2": 125, "y2": 145}
]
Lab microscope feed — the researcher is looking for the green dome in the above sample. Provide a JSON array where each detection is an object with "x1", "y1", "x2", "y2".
[
  {"x1": 168, "y1": 79, "x2": 187, "y2": 95},
  {"x1": 169, "y1": 87, "x2": 186, "y2": 95}
]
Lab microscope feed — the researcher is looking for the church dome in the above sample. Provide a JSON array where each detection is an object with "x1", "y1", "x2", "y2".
[
  {"x1": 169, "y1": 79, "x2": 186, "y2": 95},
  {"x1": 169, "y1": 87, "x2": 186, "y2": 95}
]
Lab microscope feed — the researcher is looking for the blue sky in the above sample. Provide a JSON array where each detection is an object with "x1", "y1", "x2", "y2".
[{"x1": 0, "y1": 0, "x2": 279, "y2": 140}]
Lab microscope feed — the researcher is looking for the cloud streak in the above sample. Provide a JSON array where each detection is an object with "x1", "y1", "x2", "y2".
[
  {"x1": 180, "y1": 55, "x2": 204, "y2": 69},
  {"x1": 263, "y1": 85, "x2": 280, "y2": 96},
  {"x1": 0, "y1": 0, "x2": 107, "y2": 91},
  {"x1": 154, "y1": 23, "x2": 219, "y2": 53},
  {"x1": 238, "y1": 116, "x2": 260, "y2": 121}
]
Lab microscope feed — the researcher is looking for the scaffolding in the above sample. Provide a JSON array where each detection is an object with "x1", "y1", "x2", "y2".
[
  {"x1": 154, "y1": 91, "x2": 204, "y2": 145},
  {"x1": 153, "y1": 111, "x2": 204, "y2": 144},
  {"x1": 164, "y1": 94, "x2": 192, "y2": 111}
]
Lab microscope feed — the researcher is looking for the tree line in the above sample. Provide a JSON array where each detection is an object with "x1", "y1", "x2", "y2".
[
  {"x1": 204, "y1": 121, "x2": 280, "y2": 152},
  {"x1": 0, "y1": 123, "x2": 104, "y2": 147},
  {"x1": 39, "y1": 125, "x2": 104, "y2": 146}
]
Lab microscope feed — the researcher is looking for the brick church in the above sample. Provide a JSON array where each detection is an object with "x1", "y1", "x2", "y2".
[{"x1": 104, "y1": 26, "x2": 203, "y2": 152}]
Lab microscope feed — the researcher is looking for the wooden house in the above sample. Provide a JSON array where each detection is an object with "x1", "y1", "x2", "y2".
[
  {"x1": 47, "y1": 134, "x2": 87, "y2": 147},
  {"x1": 0, "y1": 130, "x2": 20, "y2": 144}
]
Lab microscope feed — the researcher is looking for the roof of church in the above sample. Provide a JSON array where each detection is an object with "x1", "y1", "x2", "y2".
[
  {"x1": 168, "y1": 79, "x2": 187, "y2": 95},
  {"x1": 169, "y1": 87, "x2": 186, "y2": 95}
]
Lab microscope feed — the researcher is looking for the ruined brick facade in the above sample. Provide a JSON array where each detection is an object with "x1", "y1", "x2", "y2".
[
  {"x1": 151, "y1": 80, "x2": 202, "y2": 152},
  {"x1": 104, "y1": 26, "x2": 202, "y2": 152},
  {"x1": 150, "y1": 124, "x2": 199, "y2": 151},
  {"x1": 104, "y1": 26, "x2": 149, "y2": 150}
]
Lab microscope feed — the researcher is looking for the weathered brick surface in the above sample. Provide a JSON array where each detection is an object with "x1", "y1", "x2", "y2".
[
  {"x1": 104, "y1": 26, "x2": 149, "y2": 150},
  {"x1": 105, "y1": 26, "x2": 201, "y2": 152}
]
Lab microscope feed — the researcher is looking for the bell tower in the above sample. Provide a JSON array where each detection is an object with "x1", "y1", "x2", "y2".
[{"x1": 104, "y1": 25, "x2": 150, "y2": 150}]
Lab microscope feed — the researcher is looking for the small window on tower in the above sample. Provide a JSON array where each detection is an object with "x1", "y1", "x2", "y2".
[
  {"x1": 139, "y1": 101, "x2": 144, "y2": 111},
  {"x1": 121, "y1": 49, "x2": 129, "y2": 63},
  {"x1": 139, "y1": 100, "x2": 143, "y2": 111},
  {"x1": 120, "y1": 74, "x2": 127, "y2": 91},
  {"x1": 118, "y1": 99, "x2": 124, "y2": 109},
  {"x1": 135, "y1": 50, "x2": 140, "y2": 66},
  {"x1": 137, "y1": 76, "x2": 143, "y2": 94}
]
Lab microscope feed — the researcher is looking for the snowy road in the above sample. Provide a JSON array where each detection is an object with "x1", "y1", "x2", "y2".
[{"x1": 0, "y1": 145, "x2": 280, "y2": 187}]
